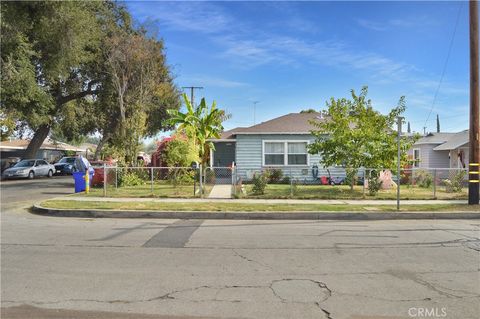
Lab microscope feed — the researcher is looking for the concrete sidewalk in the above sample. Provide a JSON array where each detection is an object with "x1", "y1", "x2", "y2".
[
  {"x1": 207, "y1": 185, "x2": 232, "y2": 199},
  {"x1": 55, "y1": 196, "x2": 467, "y2": 206}
]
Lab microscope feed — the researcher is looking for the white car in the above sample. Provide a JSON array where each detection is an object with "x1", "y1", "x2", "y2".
[{"x1": 2, "y1": 159, "x2": 55, "y2": 179}]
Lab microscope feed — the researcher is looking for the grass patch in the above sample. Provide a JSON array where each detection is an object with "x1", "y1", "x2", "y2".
[
  {"x1": 83, "y1": 183, "x2": 212, "y2": 198},
  {"x1": 243, "y1": 184, "x2": 468, "y2": 200},
  {"x1": 40, "y1": 200, "x2": 478, "y2": 213}
]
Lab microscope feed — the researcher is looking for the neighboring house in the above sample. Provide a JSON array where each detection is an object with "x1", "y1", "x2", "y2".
[
  {"x1": 408, "y1": 130, "x2": 469, "y2": 169},
  {"x1": 0, "y1": 139, "x2": 89, "y2": 171},
  {"x1": 210, "y1": 112, "x2": 325, "y2": 181}
]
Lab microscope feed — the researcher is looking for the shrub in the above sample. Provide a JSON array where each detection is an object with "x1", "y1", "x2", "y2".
[
  {"x1": 121, "y1": 171, "x2": 145, "y2": 186},
  {"x1": 251, "y1": 172, "x2": 267, "y2": 195},
  {"x1": 414, "y1": 169, "x2": 433, "y2": 188},
  {"x1": 280, "y1": 176, "x2": 291, "y2": 184},
  {"x1": 167, "y1": 168, "x2": 194, "y2": 188},
  {"x1": 264, "y1": 168, "x2": 283, "y2": 183},
  {"x1": 444, "y1": 170, "x2": 467, "y2": 193},
  {"x1": 367, "y1": 170, "x2": 383, "y2": 196},
  {"x1": 161, "y1": 136, "x2": 199, "y2": 167}
]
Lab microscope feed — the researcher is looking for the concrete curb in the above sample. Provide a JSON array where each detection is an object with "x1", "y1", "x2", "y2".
[{"x1": 32, "y1": 204, "x2": 480, "y2": 220}]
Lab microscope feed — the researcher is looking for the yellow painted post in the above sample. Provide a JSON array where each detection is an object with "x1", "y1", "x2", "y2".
[{"x1": 84, "y1": 169, "x2": 90, "y2": 194}]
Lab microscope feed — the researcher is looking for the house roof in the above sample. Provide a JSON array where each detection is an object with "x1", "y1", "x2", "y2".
[
  {"x1": 216, "y1": 112, "x2": 324, "y2": 140},
  {"x1": 0, "y1": 139, "x2": 87, "y2": 152},
  {"x1": 413, "y1": 132, "x2": 457, "y2": 145},
  {"x1": 433, "y1": 130, "x2": 469, "y2": 151}
]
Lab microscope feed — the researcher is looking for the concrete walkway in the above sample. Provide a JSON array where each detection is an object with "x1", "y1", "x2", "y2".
[
  {"x1": 55, "y1": 196, "x2": 467, "y2": 206},
  {"x1": 207, "y1": 184, "x2": 232, "y2": 199}
]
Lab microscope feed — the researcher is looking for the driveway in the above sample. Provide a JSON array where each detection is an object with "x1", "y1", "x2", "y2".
[
  {"x1": 1, "y1": 176, "x2": 73, "y2": 208},
  {"x1": 1, "y1": 178, "x2": 479, "y2": 319}
]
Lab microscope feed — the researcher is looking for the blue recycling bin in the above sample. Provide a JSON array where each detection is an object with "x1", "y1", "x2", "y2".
[{"x1": 73, "y1": 171, "x2": 94, "y2": 193}]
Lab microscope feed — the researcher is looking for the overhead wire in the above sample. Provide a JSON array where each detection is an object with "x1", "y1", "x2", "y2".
[{"x1": 422, "y1": 2, "x2": 464, "y2": 130}]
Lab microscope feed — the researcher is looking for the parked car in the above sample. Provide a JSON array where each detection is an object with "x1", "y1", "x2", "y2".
[
  {"x1": 1, "y1": 159, "x2": 55, "y2": 179},
  {"x1": 1, "y1": 157, "x2": 21, "y2": 173},
  {"x1": 54, "y1": 157, "x2": 77, "y2": 175},
  {"x1": 90, "y1": 160, "x2": 114, "y2": 187}
]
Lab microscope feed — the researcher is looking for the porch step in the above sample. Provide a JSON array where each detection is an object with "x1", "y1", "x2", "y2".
[{"x1": 208, "y1": 184, "x2": 232, "y2": 199}]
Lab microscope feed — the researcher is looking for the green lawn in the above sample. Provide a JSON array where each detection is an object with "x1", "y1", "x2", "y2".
[
  {"x1": 40, "y1": 200, "x2": 478, "y2": 212},
  {"x1": 83, "y1": 183, "x2": 212, "y2": 198},
  {"x1": 243, "y1": 184, "x2": 468, "y2": 200}
]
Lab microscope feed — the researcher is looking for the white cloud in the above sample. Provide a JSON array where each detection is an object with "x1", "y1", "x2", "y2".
[
  {"x1": 356, "y1": 16, "x2": 439, "y2": 32},
  {"x1": 357, "y1": 19, "x2": 387, "y2": 31},
  {"x1": 182, "y1": 75, "x2": 249, "y2": 88},
  {"x1": 128, "y1": 2, "x2": 232, "y2": 34}
]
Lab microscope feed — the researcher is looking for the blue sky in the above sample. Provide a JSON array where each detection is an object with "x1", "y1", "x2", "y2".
[{"x1": 126, "y1": 1, "x2": 471, "y2": 135}]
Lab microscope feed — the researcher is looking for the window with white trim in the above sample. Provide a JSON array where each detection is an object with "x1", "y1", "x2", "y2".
[
  {"x1": 413, "y1": 149, "x2": 420, "y2": 168},
  {"x1": 288, "y1": 142, "x2": 308, "y2": 165},
  {"x1": 264, "y1": 142, "x2": 285, "y2": 165},
  {"x1": 263, "y1": 141, "x2": 308, "y2": 166}
]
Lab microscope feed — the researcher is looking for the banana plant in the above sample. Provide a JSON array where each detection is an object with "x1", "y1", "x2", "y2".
[{"x1": 167, "y1": 93, "x2": 230, "y2": 166}]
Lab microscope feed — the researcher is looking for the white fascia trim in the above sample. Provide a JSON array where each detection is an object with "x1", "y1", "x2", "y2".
[
  {"x1": 209, "y1": 139, "x2": 237, "y2": 142},
  {"x1": 237, "y1": 132, "x2": 311, "y2": 135}
]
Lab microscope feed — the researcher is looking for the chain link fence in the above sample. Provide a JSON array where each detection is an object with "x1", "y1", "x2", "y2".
[
  {"x1": 97, "y1": 166, "x2": 202, "y2": 198},
  {"x1": 236, "y1": 167, "x2": 468, "y2": 200},
  {"x1": 88, "y1": 165, "x2": 468, "y2": 200},
  {"x1": 92, "y1": 165, "x2": 239, "y2": 198}
]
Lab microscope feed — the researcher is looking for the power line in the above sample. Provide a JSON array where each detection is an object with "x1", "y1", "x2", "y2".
[
  {"x1": 423, "y1": 2, "x2": 464, "y2": 129},
  {"x1": 181, "y1": 86, "x2": 203, "y2": 107}
]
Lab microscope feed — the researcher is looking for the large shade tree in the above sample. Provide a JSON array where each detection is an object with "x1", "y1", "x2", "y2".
[
  {"x1": 1, "y1": 1, "x2": 180, "y2": 162},
  {"x1": 308, "y1": 86, "x2": 417, "y2": 191},
  {"x1": 1, "y1": 1, "x2": 105, "y2": 158}
]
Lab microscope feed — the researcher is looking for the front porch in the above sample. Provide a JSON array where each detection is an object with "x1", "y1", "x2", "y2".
[{"x1": 210, "y1": 141, "x2": 236, "y2": 168}]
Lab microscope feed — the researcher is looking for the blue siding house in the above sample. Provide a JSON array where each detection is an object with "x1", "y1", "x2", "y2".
[{"x1": 209, "y1": 112, "x2": 326, "y2": 181}]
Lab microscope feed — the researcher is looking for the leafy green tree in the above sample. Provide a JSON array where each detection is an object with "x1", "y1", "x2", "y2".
[
  {"x1": 308, "y1": 86, "x2": 417, "y2": 190},
  {"x1": 0, "y1": 110, "x2": 16, "y2": 141},
  {"x1": 1, "y1": 1, "x2": 106, "y2": 158},
  {"x1": 98, "y1": 24, "x2": 180, "y2": 163},
  {"x1": 1, "y1": 2, "x2": 179, "y2": 162},
  {"x1": 167, "y1": 94, "x2": 229, "y2": 166}
]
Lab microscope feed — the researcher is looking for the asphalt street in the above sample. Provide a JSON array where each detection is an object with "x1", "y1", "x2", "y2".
[{"x1": 1, "y1": 177, "x2": 479, "y2": 319}]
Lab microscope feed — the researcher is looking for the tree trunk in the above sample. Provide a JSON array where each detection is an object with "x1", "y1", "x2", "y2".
[
  {"x1": 94, "y1": 134, "x2": 109, "y2": 161},
  {"x1": 23, "y1": 124, "x2": 50, "y2": 159}
]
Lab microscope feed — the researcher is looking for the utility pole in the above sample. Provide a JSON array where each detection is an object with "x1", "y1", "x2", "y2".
[
  {"x1": 182, "y1": 86, "x2": 203, "y2": 107},
  {"x1": 397, "y1": 116, "x2": 403, "y2": 211},
  {"x1": 469, "y1": 0, "x2": 479, "y2": 205},
  {"x1": 423, "y1": 126, "x2": 427, "y2": 135},
  {"x1": 253, "y1": 101, "x2": 260, "y2": 125}
]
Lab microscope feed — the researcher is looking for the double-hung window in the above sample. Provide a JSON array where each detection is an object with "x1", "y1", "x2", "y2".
[
  {"x1": 288, "y1": 142, "x2": 308, "y2": 165},
  {"x1": 263, "y1": 141, "x2": 308, "y2": 166},
  {"x1": 264, "y1": 142, "x2": 285, "y2": 165},
  {"x1": 413, "y1": 149, "x2": 420, "y2": 168}
]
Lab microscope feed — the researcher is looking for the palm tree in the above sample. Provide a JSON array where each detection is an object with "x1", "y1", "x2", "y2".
[{"x1": 167, "y1": 93, "x2": 230, "y2": 166}]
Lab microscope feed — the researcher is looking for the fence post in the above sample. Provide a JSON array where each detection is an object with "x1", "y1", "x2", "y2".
[
  {"x1": 433, "y1": 168, "x2": 437, "y2": 199},
  {"x1": 231, "y1": 162, "x2": 235, "y2": 197},
  {"x1": 115, "y1": 166, "x2": 118, "y2": 189},
  {"x1": 199, "y1": 164, "x2": 203, "y2": 198},
  {"x1": 362, "y1": 169, "x2": 366, "y2": 198},
  {"x1": 103, "y1": 164, "x2": 107, "y2": 197},
  {"x1": 150, "y1": 166, "x2": 154, "y2": 194}
]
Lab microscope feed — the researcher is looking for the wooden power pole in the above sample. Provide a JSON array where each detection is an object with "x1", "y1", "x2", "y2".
[
  {"x1": 469, "y1": 0, "x2": 479, "y2": 205},
  {"x1": 182, "y1": 86, "x2": 203, "y2": 107}
]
